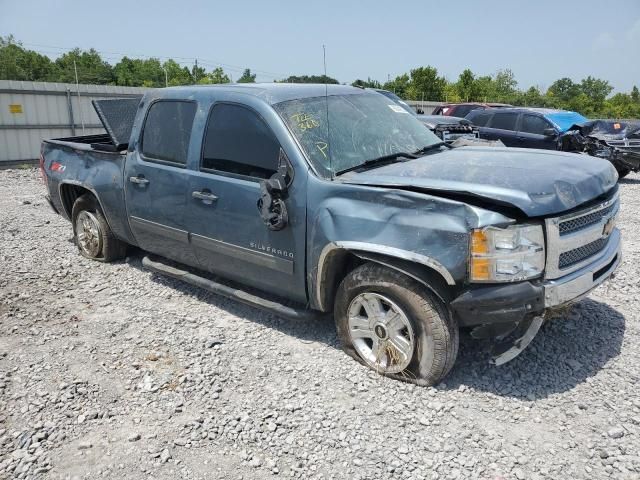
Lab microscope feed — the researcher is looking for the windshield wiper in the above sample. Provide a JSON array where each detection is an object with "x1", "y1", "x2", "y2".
[
  {"x1": 413, "y1": 142, "x2": 449, "y2": 155},
  {"x1": 334, "y1": 152, "x2": 418, "y2": 176}
]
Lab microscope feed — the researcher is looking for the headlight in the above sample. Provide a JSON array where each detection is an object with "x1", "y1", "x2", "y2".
[{"x1": 470, "y1": 224, "x2": 545, "y2": 282}]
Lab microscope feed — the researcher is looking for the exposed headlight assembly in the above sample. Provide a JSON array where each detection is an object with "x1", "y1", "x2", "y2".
[{"x1": 470, "y1": 224, "x2": 545, "y2": 282}]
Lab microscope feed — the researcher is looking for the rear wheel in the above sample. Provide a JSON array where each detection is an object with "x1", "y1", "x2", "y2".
[
  {"x1": 71, "y1": 194, "x2": 127, "y2": 262},
  {"x1": 334, "y1": 263, "x2": 458, "y2": 386}
]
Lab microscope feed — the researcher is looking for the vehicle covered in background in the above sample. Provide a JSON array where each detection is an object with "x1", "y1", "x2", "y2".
[
  {"x1": 372, "y1": 89, "x2": 480, "y2": 143},
  {"x1": 466, "y1": 107, "x2": 640, "y2": 177},
  {"x1": 432, "y1": 102, "x2": 511, "y2": 117},
  {"x1": 416, "y1": 115, "x2": 479, "y2": 144}
]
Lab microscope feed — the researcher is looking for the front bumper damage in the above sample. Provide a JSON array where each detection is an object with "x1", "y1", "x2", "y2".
[{"x1": 451, "y1": 228, "x2": 621, "y2": 365}]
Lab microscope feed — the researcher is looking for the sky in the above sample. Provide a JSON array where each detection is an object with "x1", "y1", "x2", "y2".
[{"x1": 1, "y1": 0, "x2": 639, "y2": 93}]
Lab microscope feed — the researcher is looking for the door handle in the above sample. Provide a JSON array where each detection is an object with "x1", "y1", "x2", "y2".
[
  {"x1": 129, "y1": 175, "x2": 149, "y2": 186},
  {"x1": 192, "y1": 190, "x2": 218, "y2": 204}
]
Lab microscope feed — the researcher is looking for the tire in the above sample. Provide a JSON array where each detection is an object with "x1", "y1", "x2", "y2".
[
  {"x1": 71, "y1": 194, "x2": 127, "y2": 262},
  {"x1": 334, "y1": 263, "x2": 458, "y2": 386},
  {"x1": 616, "y1": 167, "x2": 630, "y2": 179}
]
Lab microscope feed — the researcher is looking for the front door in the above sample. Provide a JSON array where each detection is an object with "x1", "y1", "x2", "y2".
[
  {"x1": 124, "y1": 99, "x2": 199, "y2": 267},
  {"x1": 185, "y1": 102, "x2": 307, "y2": 303}
]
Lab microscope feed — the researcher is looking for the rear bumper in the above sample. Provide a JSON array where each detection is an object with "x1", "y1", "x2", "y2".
[{"x1": 452, "y1": 228, "x2": 621, "y2": 326}]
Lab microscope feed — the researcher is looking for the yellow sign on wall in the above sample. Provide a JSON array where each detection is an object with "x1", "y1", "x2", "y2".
[{"x1": 9, "y1": 104, "x2": 23, "y2": 114}]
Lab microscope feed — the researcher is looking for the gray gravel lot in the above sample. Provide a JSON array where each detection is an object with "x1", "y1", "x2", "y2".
[{"x1": 1, "y1": 168, "x2": 639, "y2": 479}]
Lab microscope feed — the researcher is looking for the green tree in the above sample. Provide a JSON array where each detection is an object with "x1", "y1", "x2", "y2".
[
  {"x1": 547, "y1": 77, "x2": 580, "y2": 106},
  {"x1": 406, "y1": 66, "x2": 446, "y2": 101},
  {"x1": 442, "y1": 83, "x2": 461, "y2": 103},
  {"x1": 282, "y1": 74, "x2": 339, "y2": 84},
  {"x1": 113, "y1": 57, "x2": 165, "y2": 87},
  {"x1": 351, "y1": 77, "x2": 381, "y2": 89},
  {"x1": 191, "y1": 64, "x2": 206, "y2": 84},
  {"x1": 0, "y1": 35, "x2": 56, "y2": 81},
  {"x1": 522, "y1": 86, "x2": 544, "y2": 107},
  {"x1": 382, "y1": 73, "x2": 410, "y2": 98},
  {"x1": 54, "y1": 48, "x2": 114, "y2": 84},
  {"x1": 162, "y1": 59, "x2": 192, "y2": 86},
  {"x1": 579, "y1": 76, "x2": 613, "y2": 113},
  {"x1": 456, "y1": 69, "x2": 475, "y2": 101},
  {"x1": 472, "y1": 75, "x2": 495, "y2": 102},
  {"x1": 198, "y1": 67, "x2": 231, "y2": 84},
  {"x1": 494, "y1": 69, "x2": 518, "y2": 102},
  {"x1": 237, "y1": 68, "x2": 256, "y2": 83},
  {"x1": 631, "y1": 86, "x2": 640, "y2": 103}
]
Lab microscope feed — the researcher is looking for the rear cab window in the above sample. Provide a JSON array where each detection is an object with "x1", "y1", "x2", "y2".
[
  {"x1": 488, "y1": 112, "x2": 519, "y2": 131},
  {"x1": 141, "y1": 100, "x2": 197, "y2": 166},
  {"x1": 201, "y1": 103, "x2": 280, "y2": 179}
]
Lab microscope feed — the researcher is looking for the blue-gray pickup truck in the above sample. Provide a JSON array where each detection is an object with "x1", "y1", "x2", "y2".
[{"x1": 41, "y1": 84, "x2": 622, "y2": 386}]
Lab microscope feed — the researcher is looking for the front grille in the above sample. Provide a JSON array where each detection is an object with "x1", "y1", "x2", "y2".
[
  {"x1": 559, "y1": 237, "x2": 608, "y2": 269},
  {"x1": 606, "y1": 139, "x2": 640, "y2": 154},
  {"x1": 559, "y1": 203, "x2": 617, "y2": 236}
]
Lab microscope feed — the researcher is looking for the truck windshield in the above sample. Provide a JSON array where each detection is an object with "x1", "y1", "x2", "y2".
[{"x1": 274, "y1": 92, "x2": 441, "y2": 178}]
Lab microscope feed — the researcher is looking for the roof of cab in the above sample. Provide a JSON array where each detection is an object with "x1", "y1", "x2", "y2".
[{"x1": 154, "y1": 83, "x2": 366, "y2": 105}]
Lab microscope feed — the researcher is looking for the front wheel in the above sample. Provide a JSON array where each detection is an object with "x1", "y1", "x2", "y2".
[
  {"x1": 71, "y1": 194, "x2": 127, "y2": 262},
  {"x1": 334, "y1": 263, "x2": 458, "y2": 386},
  {"x1": 616, "y1": 166, "x2": 631, "y2": 179}
]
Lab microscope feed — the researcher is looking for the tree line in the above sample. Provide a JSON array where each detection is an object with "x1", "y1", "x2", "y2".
[
  {"x1": 2, "y1": 36, "x2": 638, "y2": 119},
  {"x1": 354, "y1": 68, "x2": 640, "y2": 119}
]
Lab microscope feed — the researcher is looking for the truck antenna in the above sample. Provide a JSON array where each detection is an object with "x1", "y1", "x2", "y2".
[{"x1": 323, "y1": 45, "x2": 332, "y2": 177}]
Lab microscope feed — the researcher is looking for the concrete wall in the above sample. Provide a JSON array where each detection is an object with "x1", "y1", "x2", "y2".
[{"x1": 0, "y1": 80, "x2": 150, "y2": 166}]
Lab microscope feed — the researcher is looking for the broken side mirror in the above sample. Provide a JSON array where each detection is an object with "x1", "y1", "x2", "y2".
[
  {"x1": 257, "y1": 148, "x2": 293, "y2": 231},
  {"x1": 543, "y1": 128, "x2": 557, "y2": 137}
]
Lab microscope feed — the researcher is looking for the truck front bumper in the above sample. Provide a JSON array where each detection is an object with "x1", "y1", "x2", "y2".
[{"x1": 452, "y1": 228, "x2": 621, "y2": 327}]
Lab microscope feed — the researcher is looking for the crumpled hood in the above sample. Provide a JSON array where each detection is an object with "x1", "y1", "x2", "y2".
[
  {"x1": 569, "y1": 120, "x2": 640, "y2": 141},
  {"x1": 338, "y1": 146, "x2": 618, "y2": 217}
]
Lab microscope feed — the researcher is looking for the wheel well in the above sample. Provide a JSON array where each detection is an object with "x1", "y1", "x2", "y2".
[
  {"x1": 60, "y1": 184, "x2": 95, "y2": 218},
  {"x1": 317, "y1": 249, "x2": 456, "y2": 312}
]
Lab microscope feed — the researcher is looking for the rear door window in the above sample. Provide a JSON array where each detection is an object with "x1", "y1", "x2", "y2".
[
  {"x1": 489, "y1": 112, "x2": 519, "y2": 131},
  {"x1": 468, "y1": 111, "x2": 491, "y2": 126},
  {"x1": 520, "y1": 114, "x2": 552, "y2": 135},
  {"x1": 201, "y1": 103, "x2": 280, "y2": 179},
  {"x1": 141, "y1": 100, "x2": 197, "y2": 165}
]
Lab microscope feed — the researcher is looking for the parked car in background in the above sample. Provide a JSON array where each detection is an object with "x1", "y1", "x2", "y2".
[
  {"x1": 416, "y1": 115, "x2": 479, "y2": 143},
  {"x1": 41, "y1": 84, "x2": 621, "y2": 386},
  {"x1": 466, "y1": 107, "x2": 640, "y2": 177},
  {"x1": 432, "y1": 102, "x2": 511, "y2": 117},
  {"x1": 372, "y1": 89, "x2": 480, "y2": 143}
]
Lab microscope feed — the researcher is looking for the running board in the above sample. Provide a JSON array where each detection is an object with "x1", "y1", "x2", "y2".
[{"x1": 141, "y1": 256, "x2": 319, "y2": 321}]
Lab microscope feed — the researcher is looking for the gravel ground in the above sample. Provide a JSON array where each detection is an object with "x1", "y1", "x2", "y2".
[{"x1": 0, "y1": 168, "x2": 639, "y2": 480}]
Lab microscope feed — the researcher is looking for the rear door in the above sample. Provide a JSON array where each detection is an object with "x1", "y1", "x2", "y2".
[
  {"x1": 483, "y1": 112, "x2": 520, "y2": 146},
  {"x1": 517, "y1": 113, "x2": 557, "y2": 149},
  {"x1": 185, "y1": 101, "x2": 308, "y2": 303},
  {"x1": 124, "y1": 99, "x2": 200, "y2": 267}
]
